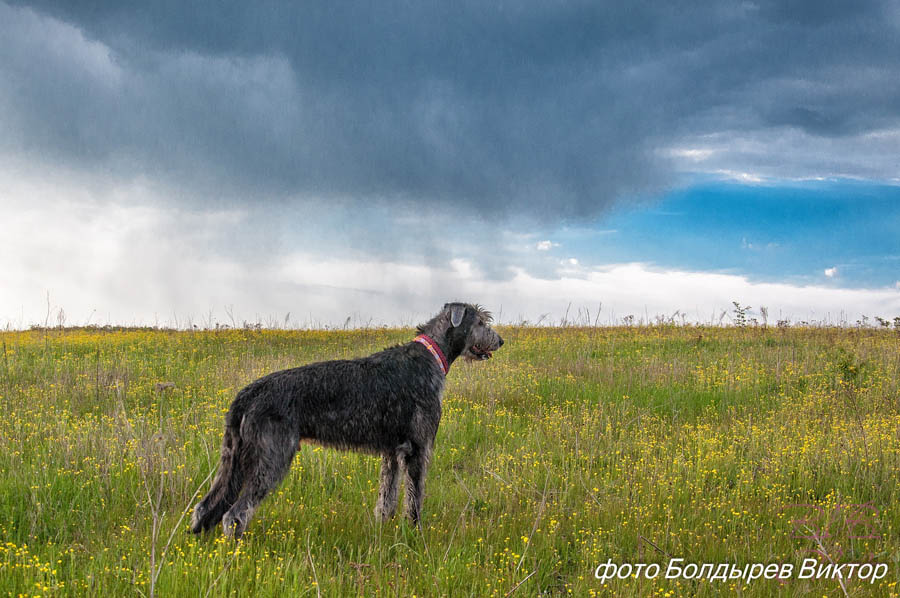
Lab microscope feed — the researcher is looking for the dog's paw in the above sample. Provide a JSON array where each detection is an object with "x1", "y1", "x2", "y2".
[
  {"x1": 374, "y1": 505, "x2": 396, "y2": 522},
  {"x1": 189, "y1": 504, "x2": 206, "y2": 534},
  {"x1": 222, "y1": 512, "x2": 246, "y2": 540}
]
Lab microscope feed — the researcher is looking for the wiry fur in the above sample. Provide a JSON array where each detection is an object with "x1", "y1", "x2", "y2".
[{"x1": 190, "y1": 302, "x2": 503, "y2": 539}]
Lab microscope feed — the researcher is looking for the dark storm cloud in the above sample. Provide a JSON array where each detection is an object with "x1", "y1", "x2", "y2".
[{"x1": 2, "y1": 0, "x2": 899, "y2": 220}]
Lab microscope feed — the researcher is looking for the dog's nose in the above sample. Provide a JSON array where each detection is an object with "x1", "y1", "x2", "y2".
[{"x1": 498, "y1": 336, "x2": 504, "y2": 347}]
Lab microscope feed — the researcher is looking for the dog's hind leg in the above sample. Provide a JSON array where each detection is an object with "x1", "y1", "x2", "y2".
[
  {"x1": 191, "y1": 441, "x2": 247, "y2": 533},
  {"x1": 191, "y1": 425, "x2": 242, "y2": 533},
  {"x1": 222, "y1": 417, "x2": 297, "y2": 539},
  {"x1": 374, "y1": 446, "x2": 405, "y2": 521}
]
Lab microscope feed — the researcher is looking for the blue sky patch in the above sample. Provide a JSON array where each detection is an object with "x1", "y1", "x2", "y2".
[{"x1": 559, "y1": 181, "x2": 900, "y2": 289}]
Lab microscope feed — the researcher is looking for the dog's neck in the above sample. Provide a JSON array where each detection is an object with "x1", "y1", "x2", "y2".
[
  {"x1": 415, "y1": 317, "x2": 467, "y2": 368},
  {"x1": 413, "y1": 334, "x2": 450, "y2": 375}
]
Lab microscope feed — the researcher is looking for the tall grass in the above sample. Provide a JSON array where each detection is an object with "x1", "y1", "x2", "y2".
[{"x1": 0, "y1": 325, "x2": 897, "y2": 596}]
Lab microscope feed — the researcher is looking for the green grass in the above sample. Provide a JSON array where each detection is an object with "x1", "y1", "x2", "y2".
[{"x1": 0, "y1": 325, "x2": 898, "y2": 597}]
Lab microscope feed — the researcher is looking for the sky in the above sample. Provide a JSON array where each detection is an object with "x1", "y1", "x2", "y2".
[{"x1": 1, "y1": 0, "x2": 899, "y2": 328}]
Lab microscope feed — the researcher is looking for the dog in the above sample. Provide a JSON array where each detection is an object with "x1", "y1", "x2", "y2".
[{"x1": 190, "y1": 302, "x2": 503, "y2": 538}]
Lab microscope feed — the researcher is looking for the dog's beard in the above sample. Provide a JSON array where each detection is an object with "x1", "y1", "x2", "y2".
[{"x1": 463, "y1": 345, "x2": 493, "y2": 361}]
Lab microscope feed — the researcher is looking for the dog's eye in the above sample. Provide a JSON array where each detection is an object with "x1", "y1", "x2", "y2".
[{"x1": 477, "y1": 321, "x2": 483, "y2": 326}]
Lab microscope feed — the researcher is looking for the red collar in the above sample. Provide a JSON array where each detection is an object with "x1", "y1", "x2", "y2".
[{"x1": 414, "y1": 334, "x2": 449, "y2": 375}]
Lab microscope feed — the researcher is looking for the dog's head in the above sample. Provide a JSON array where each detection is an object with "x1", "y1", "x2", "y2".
[{"x1": 440, "y1": 302, "x2": 504, "y2": 361}]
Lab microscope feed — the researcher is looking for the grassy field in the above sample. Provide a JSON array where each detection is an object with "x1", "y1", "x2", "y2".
[{"x1": 0, "y1": 324, "x2": 898, "y2": 597}]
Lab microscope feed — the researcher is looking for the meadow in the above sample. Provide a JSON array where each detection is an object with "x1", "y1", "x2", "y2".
[{"x1": 0, "y1": 323, "x2": 898, "y2": 597}]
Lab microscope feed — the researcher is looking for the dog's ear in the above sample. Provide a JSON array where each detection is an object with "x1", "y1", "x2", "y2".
[{"x1": 449, "y1": 304, "x2": 466, "y2": 328}]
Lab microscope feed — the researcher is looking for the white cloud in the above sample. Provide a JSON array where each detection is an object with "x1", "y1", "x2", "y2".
[
  {"x1": 712, "y1": 169, "x2": 766, "y2": 184},
  {"x1": 667, "y1": 147, "x2": 715, "y2": 161},
  {"x1": 3, "y1": 186, "x2": 899, "y2": 328},
  {"x1": 272, "y1": 259, "x2": 900, "y2": 325},
  {"x1": 535, "y1": 240, "x2": 557, "y2": 251},
  {"x1": 670, "y1": 127, "x2": 900, "y2": 184},
  {"x1": 3, "y1": 170, "x2": 898, "y2": 329},
  {"x1": 0, "y1": 3, "x2": 123, "y2": 88},
  {"x1": 825, "y1": 267, "x2": 837, "y2": 278}
]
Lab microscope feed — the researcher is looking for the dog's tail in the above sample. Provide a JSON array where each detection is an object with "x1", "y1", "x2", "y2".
[{"x1": 190, "y1": 392, "x2": 251, "y2": 533}]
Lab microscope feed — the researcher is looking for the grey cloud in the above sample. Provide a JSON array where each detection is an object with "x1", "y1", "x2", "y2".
[{"x1": 2, "y1": 0, "x2": 899, "y2": 222}]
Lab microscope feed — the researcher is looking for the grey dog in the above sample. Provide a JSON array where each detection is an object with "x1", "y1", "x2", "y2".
[{"x1": 190, "y1": 302, "x2": 503, "y2": 538}]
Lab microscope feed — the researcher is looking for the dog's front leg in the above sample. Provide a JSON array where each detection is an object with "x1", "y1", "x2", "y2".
[{"x1": 402, "y1": 442, "x2": 431, "y2": 526}]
